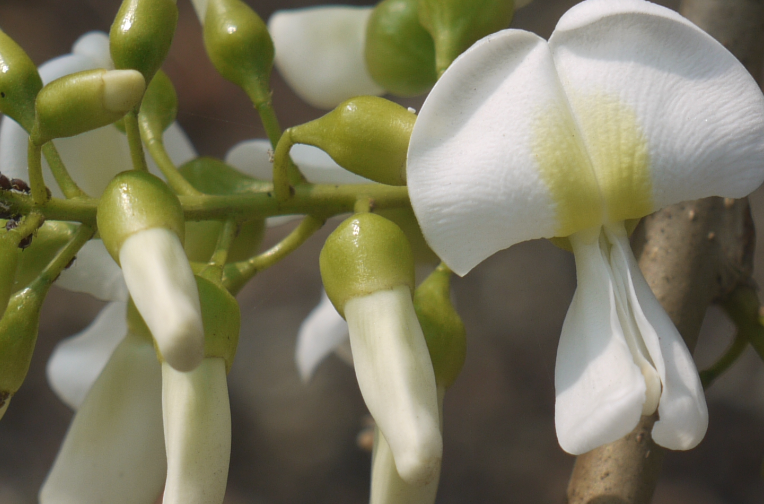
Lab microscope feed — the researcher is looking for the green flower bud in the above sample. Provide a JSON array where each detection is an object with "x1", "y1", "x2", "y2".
[
  {"x1": 32, "y1": 69, "x2": 145, "y2": 145},
  {"x1": 179, "y1": 157, "x2": 266, "y2": 263},
  {"x1": 197, "y1": 275, "x2": 240, "y2": 373},
  {"x1": 13, "y1": 221, "x2": 77, "y2": 292},
  {"x1": 202, "y1": 0, "x2": 274, "y2": 105},
  {"x1": 97, "y1": 171, "x2": 184, "y2": 263},
  {"x1": 138, "y1": 69, "x2": 177, "y2": 144},
  {"x1": 414, "y1": 264, "x2": 466, "y2": 388},
  {"x1": 0, "y1": 29, "x2": 43, "y2": 131},
  {"x1": 283, "y1": 96, "x2": 415, "y2": 186},
  {"x1": 418, "y1": 0, "x2": 514, "y2": 75},
  {"x1": 365, "y1": 0, "x2": 437, "y2": 97},
  {"x1": 377, "y1": 207, "x2": 439, "y2": 265},
  {"x1": 0, "y1": 232, "x2": 19, "y2": 318},
  {"x1": 110, "y1": 0, "x2": 178, "y2": 84},
  {"x1": 320, "y1": 213, "x2": 414, "y2": 317}
]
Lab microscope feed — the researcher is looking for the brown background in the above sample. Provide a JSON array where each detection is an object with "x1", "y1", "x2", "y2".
[{"x1": 1, "y1": 0, "x2": 764, "y2": 503}]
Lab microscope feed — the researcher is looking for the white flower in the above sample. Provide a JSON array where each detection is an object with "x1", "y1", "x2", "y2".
[{"x1": 407, "y1": 0, "x2": 764, "y2": 454}]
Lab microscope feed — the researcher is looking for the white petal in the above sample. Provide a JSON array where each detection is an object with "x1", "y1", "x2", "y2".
[
  {"x1": 71, "y1": 31, "x2": 112, "y2": 70},
  {"x1": 407, "y1": 30, "x2": 600, "y2": 276},
  {"x1": 549, "y1": 0, "x2": 764, "y2": 215},
  {"x1": 269, "y1": 7, "x2": 385, "y2": 109},
  {"x1": 0, "y1": 116, "x2": 31, "y2": 180},
  {"x1": 46, "y1": 301, "x2": 128, "y2": 410},
  {"x1": 39, "y1": 53, "x2": 100, "y2": 85},
  {"x1": 162, "y1": 358, "x2": 231, "y2": 504},
  {"x1": 605, "y1": 224, "x2": 708, "y2": 450},
  {"x1": 162, "y1": 122, "x2": 198, "y2": 166},
  {"x1": 189, "y1": 0, "x2": 208, "y2": 20},
  {"x1": 295, "y1": 290, "x2": 349, "y2": 382},
  {"x1": 55, "y1": 239, "x2": 129, "y2": 302},
  {"x1": 345, "y1": 286, "x2": 442, "y2": 485},
  {"x1": 555, "y1": 227, "x2": 646, "y2": 455},
  {"x1": 120, "y1": 228, "x2": 204, "y2": 372},
  {"x1": 40, "y1": 332, "x2": 166, "y2": 504}
]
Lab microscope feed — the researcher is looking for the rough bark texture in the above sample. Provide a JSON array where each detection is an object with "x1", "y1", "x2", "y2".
[{"x1": 564, "y1": 1, "x2": 764, "y2": 503}]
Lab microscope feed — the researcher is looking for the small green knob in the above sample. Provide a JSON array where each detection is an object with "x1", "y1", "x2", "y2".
[{"x1": 0, "y1": 29, "x2": 43, "y2": 132}]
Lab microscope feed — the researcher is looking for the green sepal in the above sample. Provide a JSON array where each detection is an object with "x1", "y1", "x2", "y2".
[
  {"x1": 13, "y1": 221, "x2": 77, "y2": 292},
  {"x1": 31, "y1": 69, "x2": 145, "y2": 145},
  {"x1": 0, "y1": 29, "x2": 43, "y2": 132},
  {"x1": 109, "y1": 0, "x2": 178, "y2": 84},
  {"x1": 418, "y1": 0, "x2": 514, "y2": 74},
  {"x1": 320, "y1": 213, "x2": 414, "y2": 317},
  {"x1": 377, "y1": 207, "x2": 439, "y2": 266},
  {"x1": 0, "y1": 232, "x2": 19, "y2": 318},
  {"x1": 288, "y1": 96, "x2": 415, "y2": 186},
  {"x1": 138, "y1": 69, "x2": 177, "y2": 144},
  {"x1": 97, "y1": 171, "x2": 185, "y2": 263},
  {"x1": 365, "y1": 0, "x2": 437, "y2": 97},
  {"x1": 197, "y1": 275, "x2": 240, "y2": 373},
  {"x1": 203, "y1": 0, "x2": 274, "y2": 105},
  {"x1": 414, "y1": 264, "x2": 466, "y2": 388}
]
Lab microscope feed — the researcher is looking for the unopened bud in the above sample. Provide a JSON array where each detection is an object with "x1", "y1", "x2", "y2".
[{"x1": 0, "y1": 29, "x2": 43, "y2": 131}]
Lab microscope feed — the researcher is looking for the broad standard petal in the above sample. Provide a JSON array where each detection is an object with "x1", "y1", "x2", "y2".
[
  {"x1": 549, "y1": 0, "x2": 764, "y2": 220},
  {"x1": 55, "y1": 239, "x2": 129, "y2": 302},
  {"x1": 407, "y1": 29, "x2": 602, "y2": 276},
  {"x1": 269, "y1": 6, "x2": 385, "y2": 109},
  {"x1": 295, "y1": 290, "x2": 350, "y2": 382},
  {"x1": 555, "y1": 227, "x2": 646, "y2": 455},
  {"x1": 47, "y1": 301, "x2": 128, "y2": 410}
]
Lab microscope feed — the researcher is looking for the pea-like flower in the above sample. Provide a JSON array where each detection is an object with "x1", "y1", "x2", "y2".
[{"x1": 407, "y1": 0, "x2": 764, "y2": 454}]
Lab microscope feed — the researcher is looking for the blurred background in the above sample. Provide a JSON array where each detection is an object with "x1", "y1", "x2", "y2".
[{"x1": 1, "y1": 0, "x2": 764, "y2": 502}]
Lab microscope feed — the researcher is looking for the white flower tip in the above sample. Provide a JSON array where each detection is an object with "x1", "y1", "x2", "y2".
[
  {"x1": 101, "y1": 69, "x2": 145, "y2": 113},
  {"x1": 392, "y1": 434, "x2": 443, "y2": 486},
  {"x1": 157, "y1": 316, "x2": 205, "y2": 372}
]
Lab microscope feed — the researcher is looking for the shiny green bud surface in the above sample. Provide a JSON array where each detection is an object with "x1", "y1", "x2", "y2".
[
  {"x1": 138, "y1": 69, "x2": 177, "y2": 143},
  {"x1": 110, "y1": 0, "x2": 178, "y2": 83},
  {"x1": 365, "y1": 0, "x2": 437, "y2": 97},
  {"x1": 289, "y1": 96, "x2": 415, "y2": 186},
  {"x1": 418, "y1": 0, "x2": 514, "y2": 74},
  {"x1": 320, "y1": 213, "x2": 414, "y2": 317},
  {"x1": 32, "y1": 69, "x2": 145, "y2": 145},
  {"x1": 414, "y1": 264, "x2": 466, "y2": 388},
  {"x1": 97, "y1": 171, "x2": 185, "y2": 263},
  {"x1": 0, "y1": 29, "x2": 43, "y2": 131},
  {"x1": 203, "y1": 0, "x2": 274, "y2": 105},
  {"x1": 197, "y1": 275, "x2": 240, "y2": 373}
]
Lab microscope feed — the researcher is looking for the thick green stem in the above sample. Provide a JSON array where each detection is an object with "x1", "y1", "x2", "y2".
[
  {"x1": 27, "y1": 139, "x2": 49, "y2": 205},
  {"x1": 199, "y1": 218, "x2": 238, "y2": 283},
  {"x1": 41, "y1": 143, "x2": 88, "y2": 199},
  {"x1": 254, "y1": 99, "x2": 283, "y2": 149},
  {"x1": 124, "y1": 110, "x2": 149, "y2": 172}
]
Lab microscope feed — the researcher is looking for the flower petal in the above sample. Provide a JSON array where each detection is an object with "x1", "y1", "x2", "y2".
[
  {"x1": 161, "y1": 122, "x2": 198, "y2": 166},
  {"x1": 407, "y1": 30, "x2": 601, "y2": 276},
  {"x1": 46, "y1": 301, "x2": 128, "y2": 410},
  {"x1": 40, "y1": 332, "x2": 166, "y2": 504},
  {"x1": 71, "y1": 31, "x2": 112, "y2": 70},
  {"x1": 162, "y1": 358, "x2": 231, "y2": 504},
  {"x1": 55, "y1": 239, "x2": 129, "y2": 302},
  {"x1": 605, "y1": 224, "x2": 708, "y2": 450},
  {"x1": 555, "y1": 227, "x2": 646, "y2": 455},
  {"x1": 269, "y1": 6, "x2": 385, "y2": 109},
  {"x1": 295, "y1": 290, "x2": 350, "y2": 382},
  {"x1": 549, "y1": 0, "x2": 764, "y2": 218}
]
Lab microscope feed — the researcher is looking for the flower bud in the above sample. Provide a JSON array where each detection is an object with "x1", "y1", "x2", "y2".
[
  {"x1": 32, "y1": 69, "x2": 145, "y2": 145},
  {"x1": 0, "y1": 231, "x2": 20, "y2": 318},
  {"x1": 282, "y1": 96, "x2": 415, "y2": 186},
  {"x1": 0, "y1": 29, "x2": 43, "y2": 131},
  {"x1": 365, "y1": 0, "x2": 437, "y2": 97},
  {"x1": 137, "y1": 69, "x2": 177, "y2": 144},
  {"x1": 200, "y1": 0, "x2": 274, "y2": 105},
  {"x1": 14, "y1": 221, "x2": 77, "y2": 292},
  {"x1": 110, "y1": 0, "x2": 178, "y2": 84},
  {"x1": 418, "y1": 0, "x2": 514, "y2": 74}
]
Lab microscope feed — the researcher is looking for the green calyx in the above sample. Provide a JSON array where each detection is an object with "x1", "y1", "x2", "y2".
[
  {"x1": 365, "y1": 0, "x2": 437, "y2": 97},
  {"x1": 286, "y1": 96, "x2": 416, "y2": 186},
  {"x1": 179, "y1": 157, "x2": 266, "y2": 262},
  {"x1": 110, "y1": 0, "x2": 178, "y2": 84},
  {"x1": 418, "y1": 0, "x2": 514, "y2": 75},
  {"x1": 414, "y1": 263, "x2": 466, "y2": 388},
  {"x1": 197, "y1": 275, "x2": 240, "y2": 373},
  {"x1": 320, "y1": 212, "x2": 414, "y2": 317},
  {"x1": 376, "y1": 207, "x2": 439, "y2": 266},
  {"x1": 203, "y1": 0, "x2": 274, "y2": 105},
  {"x1": 31, "y1": 69, "x2": 145, "y2": 145},
  {"x1": 0, "y1": 29, "x2": 43, "y2": 132},
  {"x1": 97, "y1": 171, "x2": 185, "y2": 263},
  {"x1": 137, "y1": 69, "x2": 177, "y2": 143}
]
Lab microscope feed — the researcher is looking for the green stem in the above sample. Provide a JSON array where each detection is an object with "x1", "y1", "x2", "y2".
[
  {"x1": 124, "y1": 110, "x2": 149, "y2": 172},
  {"x1": 223, "y1": 215, "x2": 325, "y2": 294},
  {"x1": 41, "y1": 143, "x2": 88, "y2": 199},
  {"x1": 141, "y1": 133, "x2": 202, "y2": 196},
  {"x1": 699, "y1": 333, "x2": 748, "y2": 389},
  {"x1": 273, "y1": 128, "x2": 295, "y2": 201},
  {"x1": 254, "y1": 100, "x2": 283, "y2": 149},
  {"x1": 30, "y1": 224, "x2": 95, "y2": 290},
  {"x1": 27, "y1": 139, "x2": 49, "y2": 205},
  {"x1": 199, "y1": 218, "x2": 238, "y2": 283},
  {"x1": 9, "y1": 212, "x2": 45, "y2": 245}
]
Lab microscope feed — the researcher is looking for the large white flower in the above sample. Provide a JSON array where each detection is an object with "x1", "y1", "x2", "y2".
[{"x1": 407, "y1": 0, "x2": 764, "y2": 454}]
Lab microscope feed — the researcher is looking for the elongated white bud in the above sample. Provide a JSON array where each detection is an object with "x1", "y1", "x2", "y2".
[
  {"x1": 162, "y1": 358, "x2": 231, "y2": 504},
  {"x1": 120, "y1": 228, "x2": 204, "y2": 372}
]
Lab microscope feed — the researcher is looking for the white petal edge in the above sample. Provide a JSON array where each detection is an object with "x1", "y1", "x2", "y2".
[
  {"x1": 55, "y1": 239, "x2": 129, "y2": 302},
  {"x1": 40, "y1": 332, "x2": 166, "y2": 504},
  {"x1": 71, "y1": 31, "x2": 112, "y2": 70},
  {"x1": 605, "y1": 224, "x2": 708, "y2": 450},
  {"x1": 162, "y1": 358, "x2": 231, "y2": 504},
  {"x1": 295, "y1": 290, "x2": 350, "y2": 382},
  {"x1": 345, "y1": 286, "x2": 442, "y2": 485},
  {"x1": 46, "y1": 301, "x2": 128, "y2": 410},
  {"x1": 119, "y1": 228, "x2": 204, "y2": 372},
  {"x1": 269, "y1": 6, "x2": 384, "y2": 109},
  {"x1": 549, "y1": 0, "x2": 764, "y2": 212},
  {"x1": 555, "y1": 227, "x2": 646, "y2": 455}
]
